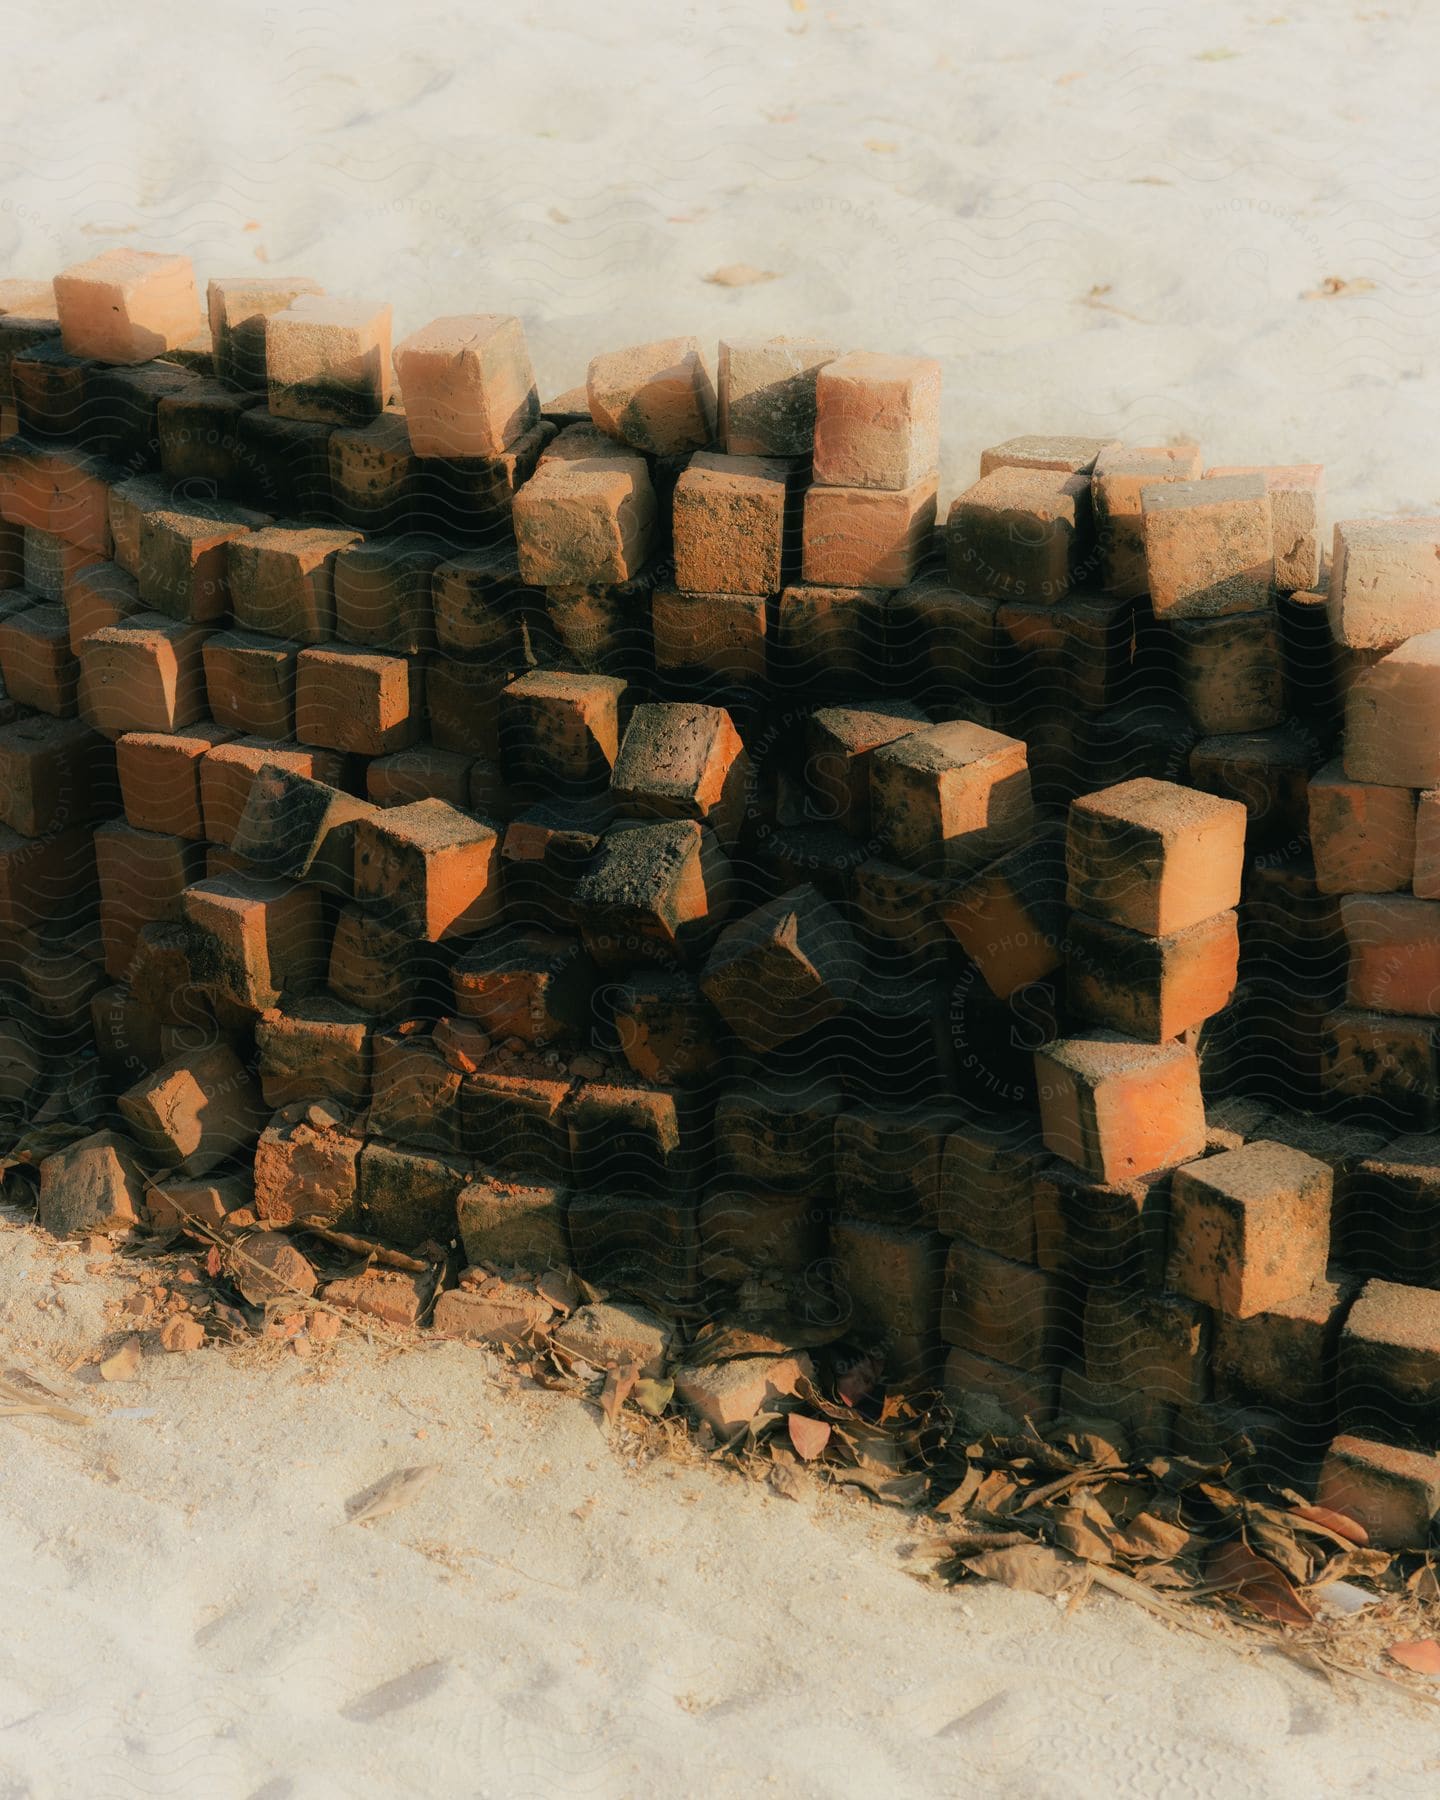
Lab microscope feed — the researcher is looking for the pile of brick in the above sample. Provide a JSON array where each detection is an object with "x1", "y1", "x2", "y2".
[{"x1": 1, "y1": 249, "x2": 1438, "y2": 1551}]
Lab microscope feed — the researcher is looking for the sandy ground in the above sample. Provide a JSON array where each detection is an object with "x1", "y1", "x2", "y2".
[
  {"x1": 3, "y1": 1209, "x2": 1439, "y2": 1800},
  {"x1": 4, "y1": 2, "x2": 1440, "y2": 1793}
]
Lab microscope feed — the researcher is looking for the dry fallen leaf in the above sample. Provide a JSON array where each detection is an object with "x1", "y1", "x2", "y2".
[
  {"x1": 631, "y1": 1376, "x2": 673, "y2": 1418},
  {"x1": 1301, "y1": 275, "x2": 1377, "y2": 301},
  {"x1": 346, "y1": 1464, "x2": 439, "y2": 1525},
  {"x1": 963, "y1": 1543, "x2": 1091, "y2": 1598},
  {"x1": 99, "y1": 1337, "x2": 142, "y2": 1383},
  {"x1": 1387, "y1": 1640, "x2": 1440, "y2": 1676},
  {"x1": 1208, "y1": 1541, "x2": 1314, "y2": 1625},
  {"x1": 0, "y1": 1375, "x2": 89, "y2": 1426},
  {"x1": 787, "y1": 1414, "x2": 831, "y2": 1461},
  {"x1": 1290, "y1": 1503, "x2": 1367, "y2": 1544},
  {"x1": 702, "y1": 264, "x2": 779, "y2": 288}
]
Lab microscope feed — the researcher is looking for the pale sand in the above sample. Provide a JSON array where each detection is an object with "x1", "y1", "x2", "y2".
[{"x1": 4, "y1": 2, "x2": 1440, "y2": 1793}]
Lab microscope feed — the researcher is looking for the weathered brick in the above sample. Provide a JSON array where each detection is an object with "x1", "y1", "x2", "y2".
[
  {"x1": 117, "y1": 1041, "x2": 264, "y2": 1176},
  {"x1": 255, "y1": 997, "x2": 372, "y2": 1110},
  {"x1": 1140, "y1": 474, "x2": 1272, "y2": 618},
  {"x1": 231, "y1": 763, "x2": 375, "y2": 893},
  {"x1": 499, "y1": 668, "x2": 627, "y2": 796},
  {"x1": 812, "y1": 352, "x2": 940, "y2": 491},
  {"x1": 1328, "y1": 517, "x2": 1440, "y2": 651},
  {"x1": 512, "y1": 445, "x2": 657, "y2": 588},
  {"x1": 1167, "y1": 1141, "x2": 1331, "y2": 1318},
  {"x1": 294, "y1": 644, "x2": 424, "y2": 756},
  {"x1": 938, "y1": 829, "x2": 1069, "y2": 1000},
  {"x1": 253, "y1": 1103, "x2": 363, "y2": 1227},
  {"x1": 0, "y1": 714, "x2": 111, "y2": 837},
  {"x1": 54, "y1": 249, "x2": 201, "y2": 364},
  {"x1": 1342, "y1": 894, "x2": 1440, "y2": 1017},
  {"x1": 1035, "y1": 1033, "x2": 1206, "y2": 1183},
  {"x1": 333, "y1": 534, "x2": 445, "y2": 655},
  {"x1": 353, "y1": 798, "x2": 500, "y2": 941},
  {"x1": 457, "y1": 1171, "x2": 569, "y2": 1269},
  {"x1": 463, "y1": 1069, "x2": 573, "y2": 1179},
  {"x1": 1206, "y1": 462, "x2": 1323, "y2": 594},
  {"x1": 137, "y1": 501, "x2": 267, "y2": 623},
  {"x1": 265, "y1": 294, "x2": 391, "y2": 425},
  {"x1": 801, "y1": 478, "x2": 937, "y2": 589},
  {"x1": 182, "y1": 873, "x2": 327, "y2": 1010},
  {"x1": 1317, "y1": 1434, "x2": 1440, "y2": 1550},
  {"x1": 198, "y1": 737, "x2": 344, "y2": 848},
  {"x1": 1066, "y1": 777, "x2": 1247, "y2": 936},
  {"x1": 1090, "y1": 443, "x2": 1201, "y2": 600},
  {"x1": 942, "y1": 1237, "x2": 1077, "y2": 1374},
  {"x1": 37, "y1": 1129, "x2": 146, "y2": 1237},
  {"x1": 0, "y1": 600, "x2": 76, "y2": 714},
  {"x1": 714, "y1": 1075, "x2": 841, "y2": 1193},
  {"x1": 587, "y1": 335, "x2": 715, "y2": 456},
  {"x1": 574, "y1": 818, "x2": 733, "y2": 970},
  {"x1": 391, "y1": 312, "x2": 538, "y2": 457},
  {"x1": 1308, "y1": 761, "x2": 1416, "y2": 896},
  {"x1": 611, "y1": 701, "x2": 749, "y2": 845},
  {"x1": 697, "y1": 1188, "x2": 827, "y2": 1288},
  {"x1": 369, "y1": 1029, "x2": 465, "y2": 1152},
  {"x1": 937, "y1": 1111, "x2": 1046, "y2": 1260},
  {"x1": 870, "y1": 718, "x2": 1032, "y2": 877},
  {"x1": 830, "y1": 1215, "x2": 944, "y2": 1378},
  {"x1": 1170, "y1": 609, "x2": 1284, "y2": 734},
  {"x1": 228, "y1": 524, "x2": 362, "y2": 644},
  {"x1": 1067, "y1": 908, "x2": 1239, "y2": 1041},
  {"x1": 946, "y1": 467, "x2": 1089, "y2": 602},
  {"x1": 717, "y1": 336, "x2": 837, "y2": 457},
  {"x1": 701, "y1": 884, "x2": 860, "y2": 1052},
  {"x1": 672, "y1": 452, "x2": 789, "y2": 597},
  {"x1": 1344, "y1": 630, "x2": 1440, "y2": 788},
  {"x1": 451, "y1": 930, "x2": 593, "y2": 1043},
  {"x1": 356, "y1": 1141, "x2": 468, "y2": 1250},
  {"x1": 207, "y1": 274, "x2": 326, "y2": 389}
]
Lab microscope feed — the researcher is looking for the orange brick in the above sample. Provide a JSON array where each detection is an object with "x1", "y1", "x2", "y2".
[
  {"x1": 54, "y1": 249, "x2": 202, "y2": 364},
  {"x1": 0, "y1": 715, "x2": 110, "y2": 838},
  {"x1": 1413, "y1": 788, "x2": 1440, "y2": 899},
  {"x1": 801, "y1": 477, "x2": 937, "y2": 589},
  {"x1": 979, "y1": 434, "x2": 1119, "y2": 477},
  {"x1": 499, "y1": 669, "x2": 627, "y2": 796},
  {"x1": 294, "y1": 644, "x2": 424, "y2": 755},
  {"x1": 1171, "y1": 609, "x2": 1284, "y2": 735},
  {"x1": 700, "y1": 884, "x2": 860, "y2": 1052},
  {"x1": 611, "y1": 702, "x2": 749, "y2": 845},
  {"x1": 717, "y1": 336, "x2": 837, "y2": 457},
  {"x1": 1317, "y1": 1434, "x2": 1440, "y2": 1550},
  {"x1": 1140, "y1": 474, "x2": 1272, "y2": 618},
  {"x1": 392, "y1": 313, "x2": 538, "y2": 456},
  {"x1": 1067, "y1": 908, "x2": 1239, "y2": 1041},
  {"x1": 202, "y1": 630, "x2": 298, "y2": 739},
  {"x1": 0, "y1": 823, "x2": 97, "y2": 937},
  {"x1": 0, "y1": 601, "x2": 76, "y2": 714},
  {"x1": 812, "y1": 351, "x2": 940, "y2": 491},
  {"x1": 63, "y1": 561, "x2": 141, "y2": 654},
  {"x1": 333, "y1": 535, "x2": 445, "y2": 654},
  {"x1": 353, "y1": 799, "x2": 500, "y2": 942},
  {"x1": 1206, "y1": 463, "x2": 1323, "y2": 594},
  {"x1": 0, "y1": 442, "x2": 112, "y2": 554},
  {"x1": 946, "y1": 467, "x2": 1089, "y2": 602},
  {"x1": 117, "y1": 1041, "x2": 263, "y2": 1176},
  {"x1": 803, "y1": 702, "x2": 927, "y2": 836},
  {"x1": 652, "y1": 588, "x2": 767, "y2": 688},
  {"x1": 137, "y1": 501, "x2": 267, "y2": 624},
  {"x1": 937, "y1": 830, "x2": 1069, "y2": 1000},
  {"x1": 328, "y1": 411, "x2": 416, "y2": 531},
  {"x1": 870, "y1": 719, "x2": 1032, "y2": 877},
  {"x1": 228, "y1": 524, "x2": 362, "y2": 645},
  {"x1": 1328, "y1": 517, "x2": 1440, "y2": 651},
  {"x1": 183, "y1": 874, "x2": 328, "y2": 1010},
  {"x1": 93, "y1": 818, "x2": 204, "y2": 977},
  {"x1": 206, "y1": 274, "x2": 325, "y2": 389},
  {"x1": 586, "y1": 335, "x2": 715, "y2": 455},
  {"x1": 1090, "y1": 443, "x2": 1201, "y2": 599},
  {"x1": 199, "y1": 737, "x2": 344, "y2": 848},
  {"x1": 574, "y1": 818, "x2": 734, "y2": 971},
  {"x1": 1342, "y1": 894, "x2": 1440, "y2": 1016},
  {"x1": 115, "y1": 725, "x2": 232, "y2": 839},
  {"x1": 1035, "y1": 1032, "x2": 1205, "y2": 1183},
  {"x1": 1066, "y1": 777, "x2": 1247, "y2": 936},
  {"x1": 1167, "y1": 1140, "x2": 1331, "y2": 1317},
  {"x1": 1309, "y1": 761, "x2": 1416, "y2": 895},
  {"x1": 265, "y1": 294, "x2": 392, "y2": 424},
  {"x1": 1343, "y1": 630, "x2": 1440, "y2": 789},
  {"x1": 672, "y1": 452, "x2": 789, "y2": 597},
  {"x1": 512, "y1": 447, "x2": 656, "y2": 587}
]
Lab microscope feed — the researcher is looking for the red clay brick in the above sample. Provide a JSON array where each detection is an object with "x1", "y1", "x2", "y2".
[
  {"x1": 1167, "y1": 1140, "x2": 1332, "y2": 1318},
  {"x1": 1035, "y1": 1032, "x2": 1206, "y2": 1183}
]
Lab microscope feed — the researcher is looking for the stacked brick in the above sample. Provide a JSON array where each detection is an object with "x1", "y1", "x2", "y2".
[{"x1": 2, "y1": 250, "x2": 1439, "y2": 1550}]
